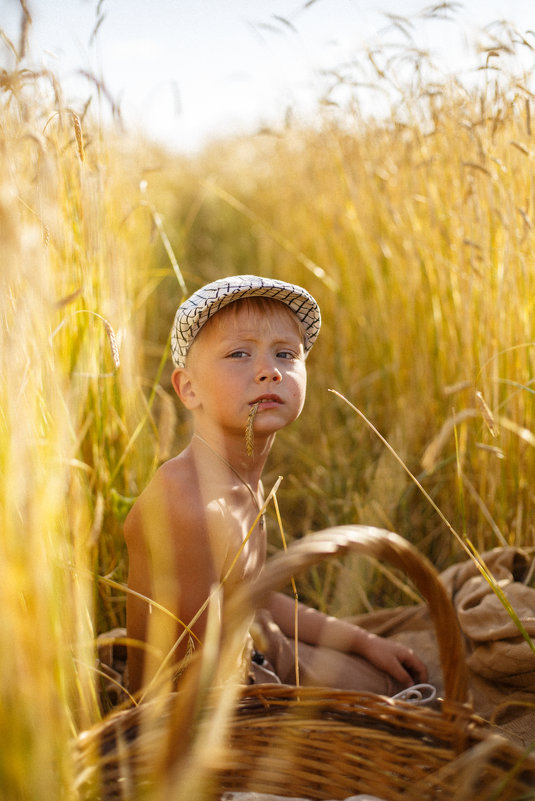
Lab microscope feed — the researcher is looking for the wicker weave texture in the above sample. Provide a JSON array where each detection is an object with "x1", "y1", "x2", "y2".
[{"x1": 76, "y1": 526, "x2": 535, "y2": 801}]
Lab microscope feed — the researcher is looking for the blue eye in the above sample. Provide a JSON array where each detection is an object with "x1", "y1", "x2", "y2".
[
  {"x1": 277, "y1": 350, "x2": 295, "y2": 360},
  {"x1": 228, "y1": 350, "x2": 248, "y2": 358}
]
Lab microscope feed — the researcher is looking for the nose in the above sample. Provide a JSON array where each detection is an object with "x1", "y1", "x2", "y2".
[{"x1": 256, "y1": 359, "x2": 282, "y2": 383}]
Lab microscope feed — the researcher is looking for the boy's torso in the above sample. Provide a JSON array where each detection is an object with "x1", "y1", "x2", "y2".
[{"x1": 141, "y1": 448, "x2": 267, "y2": 597}]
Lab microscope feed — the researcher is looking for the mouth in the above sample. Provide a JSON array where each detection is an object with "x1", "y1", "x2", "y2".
[{"x1": 250, "y1": 394, "x2": 283, "y2": 406}]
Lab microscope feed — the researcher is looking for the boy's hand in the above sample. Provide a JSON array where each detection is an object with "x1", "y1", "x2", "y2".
[{"x1": 361, "y1": 634, "x2": 428, "y2": 688}]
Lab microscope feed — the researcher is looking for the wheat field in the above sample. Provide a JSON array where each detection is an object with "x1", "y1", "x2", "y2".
[{"x1": 1, "y1": 6, "x2": 535, "y2": 799}]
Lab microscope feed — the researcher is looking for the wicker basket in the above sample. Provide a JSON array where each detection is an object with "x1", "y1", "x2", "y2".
[{"x1": 77, "y1": 526, "x2": 535, "y2": 801}]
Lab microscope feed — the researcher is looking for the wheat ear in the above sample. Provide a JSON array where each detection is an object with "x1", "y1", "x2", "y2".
[{"x1": 245, "y1": 402, "x2": 259, "y2": 456}]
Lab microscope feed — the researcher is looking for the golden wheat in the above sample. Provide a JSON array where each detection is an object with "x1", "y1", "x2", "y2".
[
  {"x1": 245, "y1": 401, "x2": 259, "y2": 456},
  {"x1": 3, "y1": 6, "x2": 535, "y2": 799}
]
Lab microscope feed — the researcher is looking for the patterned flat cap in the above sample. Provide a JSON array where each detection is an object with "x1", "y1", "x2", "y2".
[{"x1": 171, "y1": 274, "x2": 321, "y2": 368}]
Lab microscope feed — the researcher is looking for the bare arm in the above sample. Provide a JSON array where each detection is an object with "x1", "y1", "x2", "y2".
[
  {"x1": 125, "y1": 464, "x2": 219, "y2": 694},
  {"x1": 125, "y1": 509, "x2": 156, "y2": 694},
  {"x1": 267, "y1": 591, "x2": 427, "y2": 688}
]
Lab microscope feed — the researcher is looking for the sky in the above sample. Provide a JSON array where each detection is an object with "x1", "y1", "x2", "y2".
[{"x1": 3, "y1": 0, "x2": 535, "y2": 153}]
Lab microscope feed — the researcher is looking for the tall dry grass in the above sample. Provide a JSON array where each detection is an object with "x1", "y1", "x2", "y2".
[
  {"x1": 2, "y1": 4, "x2": 535, "y2": 799},
  {"x1": 149, "y1": 22, "x2": 535, "y2": 610},
  {"x1": 0, "y1": 23, "x2": 186, "y2": 796}
]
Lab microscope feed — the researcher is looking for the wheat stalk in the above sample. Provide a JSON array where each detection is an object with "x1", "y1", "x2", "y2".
[
  {"x1": 71, "y1": 111, "x2": 85, "y2": 162},
  {"x1": 245, "y1": 401, "x2": 259, "y2": 456}
]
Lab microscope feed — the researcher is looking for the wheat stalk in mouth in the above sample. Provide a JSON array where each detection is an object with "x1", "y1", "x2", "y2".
[{"x1": 245, "y1": 402, "x2": 259, "y2": 456}]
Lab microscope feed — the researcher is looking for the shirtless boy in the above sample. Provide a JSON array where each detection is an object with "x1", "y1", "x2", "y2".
[{"x1": 125, "y1": 275, "x2": 427, "y2": 695}]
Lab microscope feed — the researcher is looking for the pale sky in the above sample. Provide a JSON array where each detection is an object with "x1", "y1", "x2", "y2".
[{"x1": 3, "y1": 0, "x2": 535, "y2": 152}]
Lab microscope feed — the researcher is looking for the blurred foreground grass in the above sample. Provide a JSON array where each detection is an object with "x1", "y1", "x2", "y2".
[{"x1": 1, "y1": 5, "x2": 535, "y2": 798}]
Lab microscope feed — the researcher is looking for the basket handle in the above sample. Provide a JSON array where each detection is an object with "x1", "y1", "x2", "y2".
[{"x1": 225, "y1": 525, "x2": 469, "y2": 705}]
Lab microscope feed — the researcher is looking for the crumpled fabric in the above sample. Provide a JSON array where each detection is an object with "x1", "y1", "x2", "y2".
[{"x1": 440, "y1": 547, "x2": 535, "y2": 687}]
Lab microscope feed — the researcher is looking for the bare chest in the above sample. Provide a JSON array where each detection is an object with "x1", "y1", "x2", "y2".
[{"x1": 208, "y1": 499, "x2": 267, "y2": 589}]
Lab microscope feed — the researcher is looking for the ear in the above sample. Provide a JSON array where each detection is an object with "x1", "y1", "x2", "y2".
[{"x1": 171, "y1": 368, "x2": 201, "y2": 410}]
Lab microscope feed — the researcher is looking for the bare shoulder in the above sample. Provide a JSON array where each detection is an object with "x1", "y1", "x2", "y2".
[{"x1": 124, "y1": 447, "x2": 203, "y2": 551}]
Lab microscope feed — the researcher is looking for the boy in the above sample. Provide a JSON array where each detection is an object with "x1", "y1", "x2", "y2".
[{"x1": 125, "y1": 275, "x2": 427, "y2": 695}]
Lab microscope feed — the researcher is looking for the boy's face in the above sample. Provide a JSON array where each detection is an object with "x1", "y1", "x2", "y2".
[{"x1": 177, "y1": 299, "x2": 307, "y2": 437}]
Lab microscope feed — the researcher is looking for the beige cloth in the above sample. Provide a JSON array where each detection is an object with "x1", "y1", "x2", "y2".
[{"x1": 440, "y1": 546, "x2": 535, "y2": 687}]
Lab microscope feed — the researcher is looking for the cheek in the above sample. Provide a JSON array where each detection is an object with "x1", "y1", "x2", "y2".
[{"x1": 290, "y1": 365, "x2": 307, "y2": 407}]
